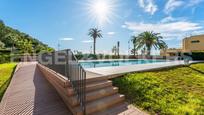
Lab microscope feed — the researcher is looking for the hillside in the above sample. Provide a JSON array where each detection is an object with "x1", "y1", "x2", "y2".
[{"x1": 0, "y1": 20, "x2": 53, "y2": 53}]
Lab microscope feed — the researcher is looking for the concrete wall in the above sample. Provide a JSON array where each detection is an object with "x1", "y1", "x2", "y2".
[
  {"x1": 160, "y1": 34, "x2": 204, "y2": 56},
  {"x1": 160, "y1": 49, "x2": 183, "y2": 56},
  {"x1": 183, "y1": 35, "x2": 204, "y2": 52}
]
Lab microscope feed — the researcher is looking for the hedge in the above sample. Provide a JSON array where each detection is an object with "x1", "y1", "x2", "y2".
[{"x1": 184, "y1": 52, "x2": 204, "y2": 60}]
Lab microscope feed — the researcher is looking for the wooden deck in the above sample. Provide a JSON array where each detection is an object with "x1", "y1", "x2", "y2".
[
  {"x1": 0, "y1": 62, "x2": 147, "y2": 115},
  {"x1": 0, "y1": 62, "x2": 72, "y2": 115}
]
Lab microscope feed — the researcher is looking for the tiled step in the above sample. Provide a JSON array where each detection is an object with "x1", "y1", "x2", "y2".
[
  {"x1": 86, "y1": 76, "x2": 108, "y2": 84},
  {"x1": 67, "y1": 80, "x2": 113, "y2": 96},
  {"x1": 86, "y1": 80, "x2": 112, "y2": 92},
  {"x1": 75, "y1": 94, "x2": 125, "y2": 115},
  {"x1": 86, "y1": 87, "x2": 118, "y2": 102},
  {"x1": 70, "y1": 86, "x2": 118, "y2": 107}
]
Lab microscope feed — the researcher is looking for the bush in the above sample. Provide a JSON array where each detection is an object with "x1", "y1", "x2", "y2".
[
  {"x1": 88, "y1": 54, "x2": 97, "y2": 59},
  {"x1": 75, "y1": 54, "x2": 83, "y2": 60},
  {"x1": 184, "y1": 52, "x2": 204, "y2": 60},
  {"x1": 0, "y1": 51, "x2": 21, "y2": 64},
  {"x1": 0, "y1": 55, "x2": 10, "y2": 64}
]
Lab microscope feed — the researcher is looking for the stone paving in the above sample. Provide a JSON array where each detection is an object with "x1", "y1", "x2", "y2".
[{"x1": 85, "y1": 61, "x2": 202, "y2": 79}]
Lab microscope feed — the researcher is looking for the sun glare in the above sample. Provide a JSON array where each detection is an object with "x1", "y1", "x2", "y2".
[
  {"x1": 86, "y1": 0, "x2": 117, "y2": 26},
  {"x1": 93, "y1": 1, "x2": 109, "y2": 17}
]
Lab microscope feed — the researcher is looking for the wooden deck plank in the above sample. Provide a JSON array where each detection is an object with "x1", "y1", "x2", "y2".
[{"x1": 0, "y1": 62, "x2": 72, "y2": 115}]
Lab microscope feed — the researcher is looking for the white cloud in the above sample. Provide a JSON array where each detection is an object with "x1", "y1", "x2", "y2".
[
  {"x1": 60, "y1": 38, "x2": 74, "y2": 41},
  {"x1": 121, "y1": 25, "x2": 126, "y2": 28},
  {"x1": 138, "y1": 0, "x2": 145, "y2": 7},
  {"x1": 187, "y1": 0, "x2": 204, "y2": 7},
  {"x1": 161, "y1": 16, "x2": 176, "y2": 23},
  {"x1": 123, "y1": 21, "x2": 202, "y2": 40},
  {"x1": 124, "y1": 21, "x2": 201, "y2": 32},
  {"x1": 138, "y1": 0, "x2": 158, "y2": 15},
  {"x1": 81, "y1": 40, "x2": 93, "y2": 43},
  {"x1": 161, "y1": 16, "x2": 187, "y2": 23},
  {"x1": 107, "y1": 32, "x2": 115, "y2": 35},
  {"x1": 191, "y1": 30, "x2": 204, "y2": 35},
  {"x1": 164, "y1": 0, "x2": 184, "y2": 14}
]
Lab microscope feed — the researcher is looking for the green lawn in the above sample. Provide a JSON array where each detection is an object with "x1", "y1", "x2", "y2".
[
  {"x1": 113, "y1": 63, "x2": 204, "y2": 115},
  {"x1": 0, "y1": 63, "x2": 17, "y2": 101}
]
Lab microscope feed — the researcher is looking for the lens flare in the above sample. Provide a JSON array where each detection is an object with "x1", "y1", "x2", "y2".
[{"x1": 86, "y1": 0, "x2": 118, "y2": 26}]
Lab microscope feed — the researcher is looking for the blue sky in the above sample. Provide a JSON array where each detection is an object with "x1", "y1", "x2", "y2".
[{"x1": 0, "y1": 0, "x2": 204, "y2": 54}]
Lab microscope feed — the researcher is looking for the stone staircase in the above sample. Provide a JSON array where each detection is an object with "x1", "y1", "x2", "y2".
[{"x1": 38, "y1": 64, "x2": 125, "y2": 115}]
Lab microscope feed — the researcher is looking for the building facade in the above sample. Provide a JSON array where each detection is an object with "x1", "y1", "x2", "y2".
[{"x1": 161, "y1": 34, "x2": 204, "y2": 56}]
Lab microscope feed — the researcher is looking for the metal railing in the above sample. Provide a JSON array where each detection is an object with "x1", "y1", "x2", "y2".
[{"x1": 38, "y1": 49, "x2": 86, "y2": 114}]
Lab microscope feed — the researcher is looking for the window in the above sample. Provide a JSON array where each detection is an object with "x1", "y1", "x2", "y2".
[{"x1": 191, "y1": 40, "x2": 200, "y2": 43}]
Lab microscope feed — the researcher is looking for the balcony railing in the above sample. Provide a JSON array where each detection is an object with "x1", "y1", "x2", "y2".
[{"x1": 38, "y1": 49, "x2": 86, "y2": 114}]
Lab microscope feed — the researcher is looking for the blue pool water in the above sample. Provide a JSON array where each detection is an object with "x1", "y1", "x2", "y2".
[{"x1": 79, "y1": 59, "x2": 167, "y2": 68}]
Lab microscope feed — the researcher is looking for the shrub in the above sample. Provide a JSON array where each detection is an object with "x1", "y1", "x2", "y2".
[
  {"x1": 0, "y1": 55, "x2": 10, "y2": 64},
  {"x1": 184, "y1": 52, "x2": 204, "y2": 60}
]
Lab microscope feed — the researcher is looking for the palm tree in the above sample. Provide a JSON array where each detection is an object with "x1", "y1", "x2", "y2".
[
  {"x1": 88, "y1": 28, "x2": 103, "y2": 55},
  {"x1": 112, "y1": 46, "x2": 117, "y2": 56},
  {"x1": 131, "y1": 36, "x2": 137, "y2": 57},
  {"x1": 117, "y1": 41, "x2": 120, "y2": 57},
  {"x1": 134, "y1": 31, "x2": 167, "y2": 57}
]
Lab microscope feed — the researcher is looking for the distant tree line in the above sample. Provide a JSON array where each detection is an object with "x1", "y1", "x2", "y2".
[
  {"x1": 0, "y1": 20, "x2": 53, "y2": 54},
  {"x1": 0, "y1": 20, "x2": 54, "y2": 63}
]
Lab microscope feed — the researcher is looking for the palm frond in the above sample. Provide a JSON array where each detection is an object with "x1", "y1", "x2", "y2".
[{"x1": 132, "y1": 31, "x2": 167, "y2": 55}]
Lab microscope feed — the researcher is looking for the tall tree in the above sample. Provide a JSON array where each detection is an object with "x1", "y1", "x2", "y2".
[
  {"x1": 0, "y1": 41, "x2": 5, "y2": 49},
  {"x1": 131, "y1": 36, "x2": 137, "y2": 57},
  {"x1": 134, "y1": 31, "x2": 167, "y2": 57},
  {"x1": 0, "y1": 19, "x2": 53, "y2": 53},
  {"x1": 117, "y1": 41, "x2": 120, "y2": 57},
  {"x1": 88, "y1": 28, "x2": 103, "y2": 55},
  {"x1": 112, "y1": 45, "x2": 117, "y2": 56},
  {"x1": 0, "y1": 20, "x2": 5, "y2": 41}
]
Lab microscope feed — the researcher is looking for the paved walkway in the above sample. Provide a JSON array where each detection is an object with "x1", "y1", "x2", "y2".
[
  {"x1": 95, "y1": 102, "x2": 147, "y2": 115},
  {"x1": 85, "y1": 61, "x2": 201, "y2": 79},
  {"x1": 0, "y1": 62, "x2": 72, "y2": 115}
]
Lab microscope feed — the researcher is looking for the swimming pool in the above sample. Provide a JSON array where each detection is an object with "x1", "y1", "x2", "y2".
[{"x1": 79, "y1": 59, "x2": 168, "y2": 68}]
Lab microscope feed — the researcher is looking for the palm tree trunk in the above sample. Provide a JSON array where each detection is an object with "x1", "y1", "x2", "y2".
[
  {"x1": 133, "y1": 45, "x2": 136, "y2": 57},
  {"x1": 93, "y1": 38, "x2": 96, "y2": 55},
  {"x1": 117, "y1": 48, "x2": 119, "y2": 58},
  {"x1": 147, "y1": 47, "x2": 151, "y2": 58},
  {"x1": 117, "y1": 41, "x2": 120, "y2": 58}
]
